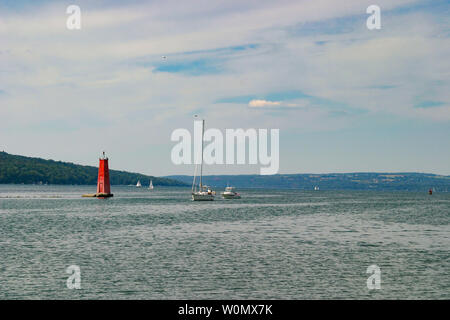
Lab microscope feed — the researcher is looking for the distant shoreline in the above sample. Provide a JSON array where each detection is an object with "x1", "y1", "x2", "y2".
[
  {"x1": 1, "y1": 151, "x2": 448, "y2": 191},
  {"x1": 0, "y1": 184, "x2": 449, "y2": 193},
  {"x1": 0, "y1": 151, "x2": 187, "y2": 187},
  {"x1": 165, "y1": 173, "x2": 450, "y2": 192}
]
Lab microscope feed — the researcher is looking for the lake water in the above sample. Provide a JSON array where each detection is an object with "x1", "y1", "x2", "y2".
[{"x1": 0, "y1": 185, "x2": 448, "y2": 299}]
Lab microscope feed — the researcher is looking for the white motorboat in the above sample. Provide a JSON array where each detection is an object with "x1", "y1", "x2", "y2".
[{"x1": 222, "y1": 186, "x2": 241, "y2": 199}]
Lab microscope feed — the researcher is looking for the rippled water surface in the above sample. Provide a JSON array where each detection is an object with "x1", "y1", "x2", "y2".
[{"x1": 0, "y1": 185, "x2": 449, "y2": 299}]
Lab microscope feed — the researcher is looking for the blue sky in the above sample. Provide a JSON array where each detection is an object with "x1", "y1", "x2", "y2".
[{"x1": 0, "y1": 0, "x2": 449, "y2": 175}]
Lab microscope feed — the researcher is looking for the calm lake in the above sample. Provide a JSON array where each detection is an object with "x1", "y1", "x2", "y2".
[{"x1": 0, "y1": 185, "x2": 449, "y2": 299}]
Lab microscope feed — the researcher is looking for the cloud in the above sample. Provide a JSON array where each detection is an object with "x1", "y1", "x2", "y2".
[
  {"x1": 248, "y1": 99, "x2": 281, "y2": 107},
  {"x1": 248, "y1": 99, "x2": 311, "y2": 108}
]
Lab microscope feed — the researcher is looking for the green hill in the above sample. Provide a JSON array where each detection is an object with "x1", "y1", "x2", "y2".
[{"x1": 0, "y1": 152, "x2": 187, "y2": 186}]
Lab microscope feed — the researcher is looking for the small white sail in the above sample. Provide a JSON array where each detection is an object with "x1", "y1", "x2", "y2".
[
  {"x1": 149, "y1": 180, "x2": 154, "y2": 190},
  {"x1": 136, "y1": 180, "x2": 142, "y2": 187}
]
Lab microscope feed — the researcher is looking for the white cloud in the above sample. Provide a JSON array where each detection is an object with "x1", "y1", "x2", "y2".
[
  {"x1": 248, "y1": 99, "x2": 309, "y2": 108},
  {"x1": 248, "y1": 99, "x2": 281, "y2": 107}
]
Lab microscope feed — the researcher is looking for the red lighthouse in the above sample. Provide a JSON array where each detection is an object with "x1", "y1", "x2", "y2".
[
  {"x1": 82, "y1": 152, "x2": 113, "y2": 198},
  {"x1": 97, "y1": 152, "x2": 112, "y2": 197}
]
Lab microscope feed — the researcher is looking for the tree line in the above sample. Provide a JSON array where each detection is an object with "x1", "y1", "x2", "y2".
[{"x1": 0, "y1": 152, "x2": 186, "y2": 186}]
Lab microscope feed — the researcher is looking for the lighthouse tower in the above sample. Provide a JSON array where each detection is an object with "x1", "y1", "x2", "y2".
[
  {"x1": 82, "y1": 151, "x2": 113, "y2": 198},
  {"x1": 97, "y1": 151, "x2": 112, "y2": 196}
]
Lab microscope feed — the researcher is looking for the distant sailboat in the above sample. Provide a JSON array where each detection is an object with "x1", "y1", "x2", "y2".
[
  {"x1": 149, "y1": 180, "x2": 154, "y2": 190},
  {"x1": 136, "y1": 180, "x2": 142, "y2": 188},
  {"x1": 314, "y1": 186, "x2": 319, "y2": 191}
]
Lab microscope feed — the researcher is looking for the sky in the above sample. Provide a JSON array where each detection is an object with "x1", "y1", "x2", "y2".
[{"x1": 0, "y1": 0, "x2": 449, "y2": 176}]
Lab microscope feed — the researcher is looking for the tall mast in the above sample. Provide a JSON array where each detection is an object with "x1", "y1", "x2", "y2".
[
  {"x1": 192, "y1": 163, "x2": 197, "y2": 193},
  {"x1": 200, "y1": 119, "x2": 204, "y2": 188}
]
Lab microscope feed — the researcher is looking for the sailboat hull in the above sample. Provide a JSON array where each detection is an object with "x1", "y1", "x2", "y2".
[{"x1": 192, "y1": 193, "x2": 214, "y2": 201}]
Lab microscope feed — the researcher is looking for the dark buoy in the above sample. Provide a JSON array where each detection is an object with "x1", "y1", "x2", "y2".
[
  {"x1": 82, "y1": 152, "x2": 113, "y2": 198},
  {"x1": 429, "y1": 188, "x2": 433, "y2": 195}
]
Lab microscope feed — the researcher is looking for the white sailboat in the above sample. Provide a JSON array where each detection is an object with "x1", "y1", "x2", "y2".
[
  {"x1": 149, "y1": 180, "x2": 154, "y2": 190},
  {"x1": 192, "y1": 118, "x2": 215, "y2": 201},
  {"x1": 136, "y1": 180, "x2": 142, "y2": 188}
]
